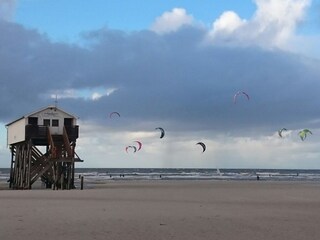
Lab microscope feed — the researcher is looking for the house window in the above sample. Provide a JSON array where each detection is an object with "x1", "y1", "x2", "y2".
[
  {"x1": 44, "y1": 119, "x2": 50, "y2": 126},
  {"x1": 52, "y1": 119, "x2": 59, "y2": 127},
  {"x1": 28, "y1": 117, "x2": 38, "y2": 125}
]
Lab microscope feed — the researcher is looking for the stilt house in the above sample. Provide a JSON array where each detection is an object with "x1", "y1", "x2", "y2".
[{"x1": 6, "y1": 105, "x2": 83, "y2": 189}]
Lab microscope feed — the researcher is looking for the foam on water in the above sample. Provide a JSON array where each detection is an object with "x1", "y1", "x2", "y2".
[
  {"x1": 1, "y1": 168, "x2": 320, "y2": 184},
  {"x1": 74, "y1": 168, "x2": 320, "y2": 182}
]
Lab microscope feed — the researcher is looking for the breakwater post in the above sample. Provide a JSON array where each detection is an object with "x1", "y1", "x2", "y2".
[{"x1": 80, "y1": 175, "x2": 84, "y2": 190}]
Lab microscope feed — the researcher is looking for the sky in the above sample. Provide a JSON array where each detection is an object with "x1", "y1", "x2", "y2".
[{"x1": 1, "y1": 0, "x2": 320, "y2": 169}]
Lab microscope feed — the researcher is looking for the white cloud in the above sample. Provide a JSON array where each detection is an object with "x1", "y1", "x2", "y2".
[
  {"x1": 210, "y1": 132, "x2": 320, "y2": 169},
  {"x1": 50, "y1": 89, "x2": 77, "y2": 99},
  {"x1": 151, "y1": 8, "x2": 194, "y2": 34},
  {"x1": 210, "y1": 11, "x2": 247, "y2": 36},
  {"x1": 76, "y1": 121, "x2": 167, "y2": 168},
  {"x1": 253, "y1": 0, "x2": 310, "y2": 47},
  {"x1": 48, "y1": 87, "x2": 118, "y2": 101},
  {"x1": 208, "y1": 0, "x2": 311, "y2": 50},
  {"x1": 106, "y1": 88, "x2": 118, "y2": 96},
  {"x1": 91, "y1": 92, "x2": 102, "y2": 101},
  {"x1": 74, "y1": 122, "x2": 320, "y2": 169}
]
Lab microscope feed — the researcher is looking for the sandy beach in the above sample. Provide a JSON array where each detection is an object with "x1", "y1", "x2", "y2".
[{"x1": 1, "y1": 180, "x2": 320, "y2": 240}]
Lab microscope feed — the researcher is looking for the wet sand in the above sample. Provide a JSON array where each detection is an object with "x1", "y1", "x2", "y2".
[{"x1": 1, "y1": 180, "x2": 320, "y2": 240}]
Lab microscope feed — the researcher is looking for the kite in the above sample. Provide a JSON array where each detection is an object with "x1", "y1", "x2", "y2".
[
  {"x1": 196, "y1": 142, "x2": 206, "y2": 153},
  {"x1": 298, "y1": 129, "x2": 312, "y2": 141},
  {"x1": 109, "y1": 112, "x2": 120, "y2": 118},
  {"x1": 278, "y1": 128, "x2": 287, "y2": 138},
  {"x1": 125, "y1": 145, "x2": 137, "y2": 153},
  {"x1": 134, "y1": 141, "x2": 142, "y2": 151},
  {"x1": 233, "y1": 91, "x2": 250, "y2": 104},
  {"x1": 155, "y1": 127, "x2": 165, "y2": 138}
]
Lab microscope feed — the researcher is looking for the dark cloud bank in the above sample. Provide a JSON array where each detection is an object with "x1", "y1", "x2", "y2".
[{"x1": 1, "y1": 20, "x2": 320, "y2": 136}]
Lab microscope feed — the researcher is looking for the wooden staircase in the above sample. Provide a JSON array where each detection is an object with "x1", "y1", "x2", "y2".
[{"x1": 30, "y1": 148, "x2": 53, "y2": 186}]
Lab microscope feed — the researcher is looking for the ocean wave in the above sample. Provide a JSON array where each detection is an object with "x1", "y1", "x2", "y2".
[{"x1": 1, "y1": 168, "x2": 320, "y2": 183}]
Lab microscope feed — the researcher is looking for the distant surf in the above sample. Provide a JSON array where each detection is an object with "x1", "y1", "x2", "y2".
[
  {"x1": 1, "y1": 168, "x2": 320, "y2": 187},
  {"x1": 74, "y1": 168, "x2": 320, "y2": 182}
]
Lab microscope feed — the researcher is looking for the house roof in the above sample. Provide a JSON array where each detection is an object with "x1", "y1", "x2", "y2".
[{"x1": 5, "y1": 105, "x2": 78, "y2": 127}]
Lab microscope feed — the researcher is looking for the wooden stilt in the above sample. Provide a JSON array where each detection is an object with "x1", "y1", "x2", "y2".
[
  {"x1": 9, "y1": 146, "x2": 15, "y2": 189},
  {"x1": 61, "y1": 173, "x2": 64, "y2": 190}
]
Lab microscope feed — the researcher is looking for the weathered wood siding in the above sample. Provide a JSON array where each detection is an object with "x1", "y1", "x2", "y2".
[
  {"x1": 7, "y1": 118, "x2": 26, "y2": 145},
  {"x1": 29, "y1": 107, "x2": 75, "y2": 135}
]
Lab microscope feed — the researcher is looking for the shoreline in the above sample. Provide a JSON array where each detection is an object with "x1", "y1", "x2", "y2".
[{"x1": 1, "y1": 177, "x2": 320, "y2": 190}]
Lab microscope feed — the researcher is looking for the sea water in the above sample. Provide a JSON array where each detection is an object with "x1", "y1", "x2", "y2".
[
  {"x1": 74, "y1": 168, "x2": 320, "y2": 181},
  {"x1": 1, "y1": 168, "x2": 320, "y2": 186}
]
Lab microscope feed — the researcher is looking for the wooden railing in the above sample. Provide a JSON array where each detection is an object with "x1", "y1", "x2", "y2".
[
  {"x1": 65, "y1": 125, "x2": 79, "y2": 141},
  {"x1": 25, "y1": 125, "x2": 47, "y2": 139},
  {"x1": 47, "y1": 127, "x2": 56, "y2": 159},
  {"x1": 63, "y1": 126, "x2": 73, "y2": 158},
  {"x1": 25, "y1": 125, "x2": 79, "y2": 142}
]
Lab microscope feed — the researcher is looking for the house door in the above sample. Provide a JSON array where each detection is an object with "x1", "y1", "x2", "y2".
[
  {"x1": 64, "y1": 118, "x2": 73, "y2": 127},
  {"x1": 28, "y1": 117, "x2": 38, "y2": 125}
]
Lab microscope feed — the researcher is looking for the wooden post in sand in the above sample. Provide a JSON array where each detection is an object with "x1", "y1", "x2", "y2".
[{"x1": 80, "y1": 175, "x2": 84, "y2": 190}]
